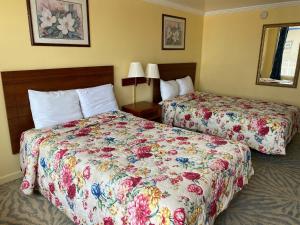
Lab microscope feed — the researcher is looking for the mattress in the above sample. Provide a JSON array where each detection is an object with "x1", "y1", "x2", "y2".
[
  {"x1": 162, "y1": 92, "x2": 300, "y2": 155},
  {"x1": 20, "y1": 111, "x2": 253, "y2": 225}
]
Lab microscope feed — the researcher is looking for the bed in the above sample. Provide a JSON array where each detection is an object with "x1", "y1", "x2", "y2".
[
  {"x1": 155, "y1": 63, "x2": 300, "y2": 155},
  {"x1": 2, "y1": 66, "x2": 253, "y2": 225}
]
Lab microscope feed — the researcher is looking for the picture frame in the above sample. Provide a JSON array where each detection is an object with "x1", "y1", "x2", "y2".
[
  {"x1": 27, "y1": 0, "x2": 90, "y2": 47},
  {"x1": 162, "y1": 14, "x2": 186, "y2": 50}
]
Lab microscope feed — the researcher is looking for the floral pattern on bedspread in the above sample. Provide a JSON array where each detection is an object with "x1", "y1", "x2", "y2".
[
  {"x1": 162, "y1": 92, "x2": 300, "y2": 155},
  {"x1": 20, "y1": 111, "x2": 253, "y2": 225}
]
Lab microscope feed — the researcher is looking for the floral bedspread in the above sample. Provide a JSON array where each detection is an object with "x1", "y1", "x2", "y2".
[
  {"x1": 20, "y1": 111, "x2": 253, "y2": 225},
  {"x1": 162, "y1": 92, "x2": 300, "y2": 155}
]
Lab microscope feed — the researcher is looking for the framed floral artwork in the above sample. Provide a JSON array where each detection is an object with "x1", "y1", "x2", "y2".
[
  {"x1": 27, "y1": 0, "x2": 90, "y2": 47},
  {"x1": 162, "y1": 14, "x2": 186, "y2": 50}
]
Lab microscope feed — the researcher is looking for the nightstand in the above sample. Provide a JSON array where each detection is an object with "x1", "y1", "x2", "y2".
[{"x1": 122, "y1": 101, "x2": 161, "y2": 122}]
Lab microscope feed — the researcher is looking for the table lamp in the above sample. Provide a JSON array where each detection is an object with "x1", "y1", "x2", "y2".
[
  {"x1": 146, "y1": 63, "x2": 160, "y2": 85},
  {"x1": 128, "y1": 62, "x2": 145, "y2": 103}
]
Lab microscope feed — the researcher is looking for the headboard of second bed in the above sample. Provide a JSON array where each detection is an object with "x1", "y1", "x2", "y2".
[
  {"x1": 153, "y1": 63, "x2": 197, "y2": 103},
  {"x1": 1, "y1": 66, "x2": 114, "y2": 154}
]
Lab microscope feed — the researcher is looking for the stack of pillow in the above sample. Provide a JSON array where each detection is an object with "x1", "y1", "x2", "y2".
[
  {"x1": 160, "y1": 76, "x2": 194, "y2": 101},
  {"x1": 28, "y1": 84, "x2": 118, "y2": 129},
  {"x1": 28, "y1": 75, "x2": 194, "y2": 129}
]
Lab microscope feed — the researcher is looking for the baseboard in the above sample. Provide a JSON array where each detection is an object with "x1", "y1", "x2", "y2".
[{"x1": 0, "y1": 171, "x2": 22, "y2": 185}]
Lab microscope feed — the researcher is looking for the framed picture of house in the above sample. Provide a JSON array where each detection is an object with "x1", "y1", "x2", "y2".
[
  {"x1": 162, "y1": 14, "x2": 186, "y2": 50},
  {"x1": 27, "y1": 0, "x2": 90, "y2": 47}
]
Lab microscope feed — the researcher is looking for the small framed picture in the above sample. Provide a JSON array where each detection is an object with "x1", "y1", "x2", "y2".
[
  {"x1": 162, "y1": 14, "x2": 186, "y2": 50},
  {"x1": 27, "y1": 0, "x2": 90, "y2": 47}
]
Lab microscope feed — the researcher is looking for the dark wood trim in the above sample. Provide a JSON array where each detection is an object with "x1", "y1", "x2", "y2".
[
  {"x1": 122, "y1": 77, "x2": 147, "y2": 86},
  {"x1": 26, "y1": 0, "x2": 91, "y2": 47},
  {"x1": 162, "y1": 14, "x2": 186, "y2": 50},
  {"x1": 122, "y1": 101, "x2": 161, "y2": 122},
  {"x1": 1, "y1": 66, "x2": 114, "y2": 154},
  {"x1": 256, "y1": 22, "x2": 300, "y2": 88},
  {"x1": 153, "y1": 63, "x2": 196, "y2": 103}
]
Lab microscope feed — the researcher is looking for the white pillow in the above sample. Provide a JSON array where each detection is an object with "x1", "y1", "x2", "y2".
[
  {"x1": 28, "y1": 90, "x2": 83, "y2": 129},
  {"x1": 160, "y1": 80, "x2": 179, "y2": 101},
  {"x1": 176, "y1": 76, "x2": 194, "y2": 95},
  {"x1": 76, "y1": 84, "x2": 118, "y2": 118}
]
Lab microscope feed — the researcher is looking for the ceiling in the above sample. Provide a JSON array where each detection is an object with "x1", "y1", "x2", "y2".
[{"x1": 165, "y1": 0, "x2": 295, "y2": 12}]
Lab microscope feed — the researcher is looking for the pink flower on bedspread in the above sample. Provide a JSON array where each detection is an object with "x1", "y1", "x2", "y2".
[
  {"x1": 176, "y1": 137, "x2": 188, "y2": 141},
  {"x1": 101, "y1": 153, "x2": 113, "y2": 158},
  {"x1": 76, "y1": 127, "x2": 92, "y2": 137},
  {"x1": 212, "y1": 137, "x2": 227, "y2": 146},
  {"x1": 63, "y1": 120, "x2": 79, "y2": 128},
  {"x1": 187, "y1": 184, "x2": 203, "y2": 195},
  {"x1": 83, "y1": 166, "x2": 90, "y2": 180},
  {"x1": 182, "y1": 172, "x2": 201, "y2": 180},
  {"x1": 209, "y1": 200, "x2": 217, "y2": 217},
  {"x1": 257, "y1": 118, "x2": 267, "y2": 128},
  {"x1": 204, "y1": 111, "x2": 212, "y2": 120},
  {"x1": 168, "y1": 150, "x2": 178, "y2": 155},
  {"x1": 171, "y1": 175, "x2": 183, "y2": 185},
  {"x1": 49, "y1": 183, "x2": 55, "y2": 194},
  {"x1": 258, "y1": 126, "x2": 269, "y2": 136},
  {"x1": 55, "y1": 197, "x2": 62, "y2": 207},
  {"x1": 122, "y1": 177, "x2": 142, "y2": 189},
  {"x1": 130, "y1": 138, "x2": 147, "y2": 145},
  {"x1": 143, "y1": 121, "x2": 155, "y2": 129},
  {"x1": 211, "y1": 159, "x2": 229, "y2": 172},
  {"x1": 136, "y1": 146, "x2": 153, "y2": 159},
  {"x1": 62, "y1": 166, "x2": 72, "y2": 188},
  {"x1": 103, "y1": 217, "x2": 114, "y2": 225},
  {"x1": 233, "y1": 125, "x2": 241, "y2": 133},
  {"x1": 73, "y1": 215, "x2": 80, "y2": 225},
  {"x1": 128, "y1": 194, "x2": 151, "y2": 225},
  {"x1": 154, "y1": 175, "x2": 168, "y2": 182},
  {"x1": 236, "y1": 176, "x2": 244, "y2": 188},
  {"x1": 237, "y1": 134, "x2": 245, "y2": 141},
  {"x1": 21, "y1": 180, "x2": 30, "y2": 190},
  {"x1": 202, "y1": 108, "x2": 212, "y2": 120},
  {"x1": 121, "y1": 216, "x2": 128, "y2": 225},
  {"x1": 55, "y1": 149, "x2": 68, "y2": 160},
  {"x1": 184, "y1": 114, "x2": 191, "y2": 121},
  {"x1": 102, "y1": 147, "x2": 115, "y2": 152},
  {"x1": 191, "y1": 93, "x2": 197, "y2": 99},
  {"x1": 173, "y1": 208, "x2": 186, "y2": 225},
  {"x1": 67, "y1": 184, "x2": 76, "y2": 199}
]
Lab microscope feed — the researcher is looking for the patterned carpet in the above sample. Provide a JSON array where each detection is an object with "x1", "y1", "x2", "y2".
[{"x1": 1, "y1": 134, "x2": 299, "y2": 225}]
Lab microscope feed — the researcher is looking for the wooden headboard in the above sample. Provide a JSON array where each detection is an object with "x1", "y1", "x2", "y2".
[
  {"x1": 1, "y1": 66, "x2": 114, "y2": 154},
  {"x1": 153, "y1": 63, "x2": 197, "y2": 103}
]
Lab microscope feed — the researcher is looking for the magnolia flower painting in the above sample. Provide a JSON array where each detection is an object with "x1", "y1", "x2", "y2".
[
  {"x1": 27, "y1": 0, "x2": 90, "y2": 46},
  {"x1": 162, "y1": 14, "x2": 186, "y2": 50}
]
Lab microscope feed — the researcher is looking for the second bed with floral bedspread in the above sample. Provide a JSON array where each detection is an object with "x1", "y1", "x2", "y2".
[
  {"x1": 20, "y1": 111, "x2": 253, "y2": 225},
  {"x1": 162, "y1": 92, "x2": 300, "y2": 155}
]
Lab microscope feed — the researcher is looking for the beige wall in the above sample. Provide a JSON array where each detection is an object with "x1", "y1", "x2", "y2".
[
  {"x1": 200, "y1": 6, "x2": 300, "y2": 107},
  {"x1": 0, "y1": 0, "x2": 203, "y2": 183}
]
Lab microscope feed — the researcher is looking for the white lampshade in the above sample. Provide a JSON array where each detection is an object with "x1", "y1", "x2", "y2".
[
  {"x1": 146, "y1": 64, "x2": 160, "y2": 79},
  {"x1": 128, "y1": 62, "x2": 145, "y2": 78}
]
